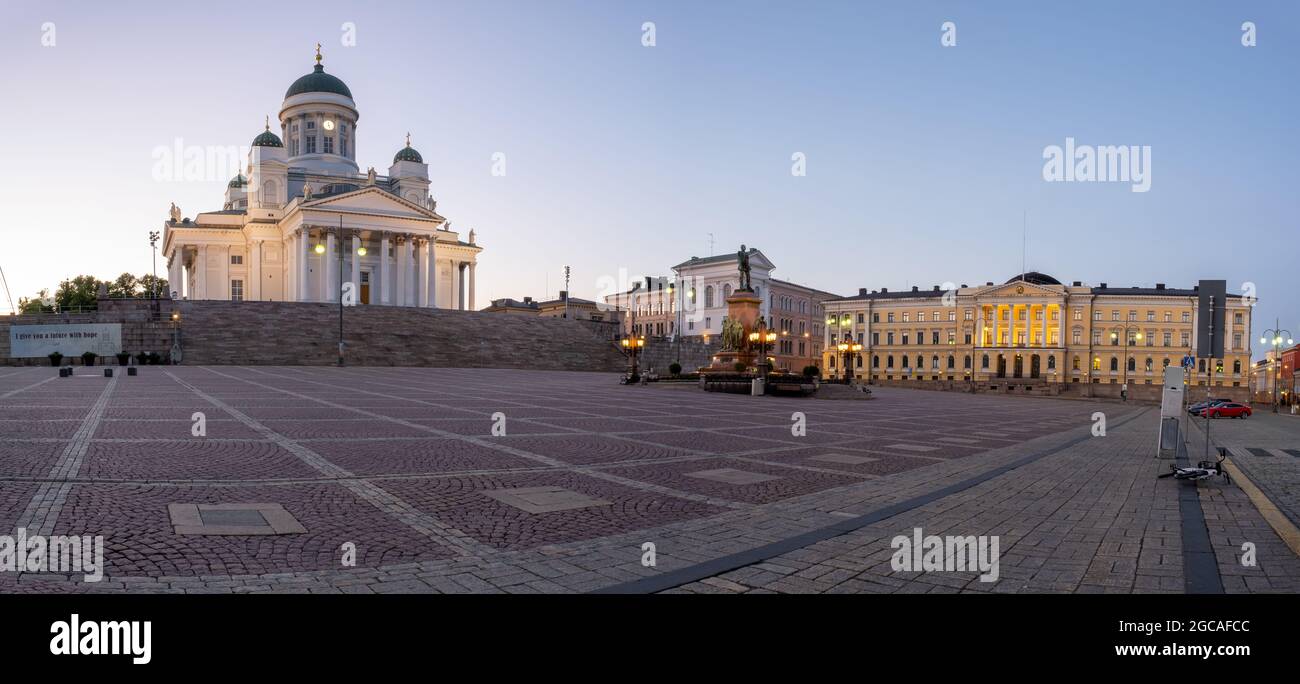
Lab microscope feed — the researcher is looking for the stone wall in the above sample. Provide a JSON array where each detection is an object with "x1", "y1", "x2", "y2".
[
  {"x1": 637, "y1": 340, "x2": 719, "y2": 374},
  {"x1": 3, "y1": 300, "x2": 626, "y2": 371}
]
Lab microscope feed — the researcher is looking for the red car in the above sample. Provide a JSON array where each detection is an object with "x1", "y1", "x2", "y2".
[{"x1": 1199, "y1": 402, "x2": 1252, "y2": 419}]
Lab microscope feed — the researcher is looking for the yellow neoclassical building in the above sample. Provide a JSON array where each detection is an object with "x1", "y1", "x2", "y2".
[{"x1": 821, "y1": 273, "x2": 1253, "y2": 396}]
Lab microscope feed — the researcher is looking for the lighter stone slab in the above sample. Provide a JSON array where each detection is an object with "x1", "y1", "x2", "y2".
[
  {"x1": 686, "y1": 468, "x2": 781, "y2": 485},
  {"x1": 885, "y1": 444, "x2": 939, "y2": 453},
  {"x1": 809, "y1": 453, "x2": 877, "y2": 465},
  {"x1": 169, "y1": 503, "x2": 306, "y2": 535},
  {"x1": 483, "y1": 486, "x2": 612, "y2": 514}
]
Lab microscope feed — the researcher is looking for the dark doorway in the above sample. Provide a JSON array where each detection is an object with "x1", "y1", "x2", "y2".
[
  {"x1": 996, "y1": 355, "x2": 1007, "y2": 378},
  {"x1": 1030, "y1": 354, "x2": 1041, "y2": 379},
  {"x1": 1013, "y1": 355, "x2": 1024, "y2": 378}
]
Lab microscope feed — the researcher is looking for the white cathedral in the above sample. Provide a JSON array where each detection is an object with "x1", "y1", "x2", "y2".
[{"x1": 163, "y1": 48, "x2": 481, "y2": 309}]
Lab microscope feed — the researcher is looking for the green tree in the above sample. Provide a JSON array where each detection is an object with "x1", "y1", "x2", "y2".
[
  {"x1": 18, "y1": 289, "x2": 53, "y2": 313},
  {"x1": 54, "y1": 275, "x2": 101, "y2": 311},
  {"x1": 138, "y1": 274, "x2": 169, "y2": 299},
  {"x1": 107, "y1": 272, "x2": 139, "y2": 298}
]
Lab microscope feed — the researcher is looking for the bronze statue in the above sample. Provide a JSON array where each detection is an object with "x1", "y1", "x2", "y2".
[
  {"x1": 721, "y1": 317, "x2": 745, "y2": 351},
  {"x1": 737, "y1": 244, "x2": 751, "y2": 291}
]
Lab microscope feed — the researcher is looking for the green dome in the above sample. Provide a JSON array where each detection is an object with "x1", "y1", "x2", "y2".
[
  {"x1": 393, "y1": 144, "x2": 424, "y2": 164},
  {"x1": 285, "y1": 64, "x2": 353, "y2": 99},
  {"x1": 228, "y1": 173, "x2": 247, "y2": 188},
  {"x1": 252, "y1": 129, "x2": 283, "y2": 147}
]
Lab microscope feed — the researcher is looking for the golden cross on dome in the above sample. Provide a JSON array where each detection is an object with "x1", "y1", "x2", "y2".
[
  {"x1": 406, "y1": 132, "x2": 411, "y2": 147},
  {"x1": 264, "y1": 114, "x2": 270, "y2": 131},
  {"x1": 315, "y1": 43, "x2": 322, "y2": 64}
]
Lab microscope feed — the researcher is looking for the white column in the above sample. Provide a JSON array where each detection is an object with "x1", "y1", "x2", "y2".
[
  {"x1": 379, "y1": 233, "x2": 390, "y2": 305},
  {"x1": 167, "y1": 254, "x2": 182, "y2": 299},
  {"x1": 992, "y1": 305, "x2": 1000, "y2": 347},
  {"x1": 451, "y1": 260, "x2": 461, "y2": 310},
  {"x1": 417, "y1": 239, "x2": 430, "y2": 308},
  {"x1": 427, "y1": 239, "x2": 439, "y2": 308},
  {"x1": 299, "y1": 231, "x2": 310, "y2": 302},
  {"x1": 1042, "y1": 304, "x2": 1049, "y2": 346},
  {"x1": 251, "y1": 240, "x2": 263, "y2": 300},
  {"x1": 468, "y1": 262, "x2": 476, "y2": 310},
  {"x1": 350, "y1": 234, "x2": 361, "y2": 304},
  {"x1": 324, "y1": 231, "x2": 337, "y2": 302},
  {"x1": 195, "y1": 245, "x2": 208, "y2": 299},
  {"x1": 401, "y1": 237, "x2": 413, "y2": 306}
]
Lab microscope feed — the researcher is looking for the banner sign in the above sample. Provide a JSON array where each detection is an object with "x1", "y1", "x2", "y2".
[{"x1": 8, "y1": 324, "x2": 123, "y2": 358}]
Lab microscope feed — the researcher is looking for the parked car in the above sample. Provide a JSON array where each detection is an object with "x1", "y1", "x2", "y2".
[
  {"x1": 1187, "y1": 399, "x2": 1230, "y2": 415},
  {"x1": 1198, "y1": 402, "x2": 1252, "y2": 419}
]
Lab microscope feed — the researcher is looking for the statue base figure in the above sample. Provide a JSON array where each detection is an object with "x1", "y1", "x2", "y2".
[{"x1": 700, "y1": 290, "x2": 762, "y2": 374}]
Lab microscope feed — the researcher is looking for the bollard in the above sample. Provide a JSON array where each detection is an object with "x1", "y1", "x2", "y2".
[
  {"x1": 127, "y1": 367, "x2": 137, "y2": 377},
  {"x1": 104, "y1": 368, "x2": 113, "y2": 378}
]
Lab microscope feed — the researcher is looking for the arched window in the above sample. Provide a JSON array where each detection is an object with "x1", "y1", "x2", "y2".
[
  {"x1": 872, "y1": 355, "x2": 880, "y2": 368},
  {"x1": 981, "y1": 354, "x2": 989, "y2": 369},
  {"x1": 947, "y1": 354, "x2": 955, "y2": 369},
  {"x1": 1233, "y1": 360, "x2": 1241, "y2": 374},
  {"x1": 1144, "y1": 357, "x2": 1153, "y2": 372},
  {"x1": 1093, "y1": 357, "x2": 1102, "y2": 371},
  {"x1": 1128, "y1": 357, "x2": 1136, "y2": 372},
  {"x1": 723, "y1": 284, "x2": 733, "y2": 299},
  {"x1": 917, "y1": 355, "x2": 925, "y2": 369},
  {"x1": 1047, "y1": 355, "x2": 1056, "y2": 370},
  {"x1": 1162, "y1": 358, "x2": 1170, "y2": 368},
  {"x1": 887, "y1": 355, "x2": 895, "y2": 368},
  {"x1": 932, "y1": 355, "x2": 940, "y2": 369},
  {"x1": 964, "y1": 355, "x2": 971, "y2": 369},
  {"x1": 901, "y1": 355, "x2": 910, "y2": 368},
  {"x1": 1111, "y1": 357, "x2": 1119, "y2": 372},
  {"x1": 1073, "y1": 356, "x2": 1080, "y2": 371},
  {"x1": 261, "y1": 179, "x2": 277, "y2": 204},
  {"x1": 705, "y1": 286, "x2": 714, "y2": 308}
]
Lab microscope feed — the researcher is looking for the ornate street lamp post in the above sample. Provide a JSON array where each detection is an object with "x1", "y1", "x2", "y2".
[
  {"x1": 1260, "y1": 321, "x2": 1293, "y2": 413},
  {"x1": 748, "y1": 317, "x2": 777, "y2": 380},
  {"x1": 836, "y1": 333, "x2": 862, "y2": 385},
  {"x1": 621, "y1": 335, "x2": 646, "y2": 382},
  {"x1": 1110, "y1": 326, "x2": 1143, "y2": 399}
]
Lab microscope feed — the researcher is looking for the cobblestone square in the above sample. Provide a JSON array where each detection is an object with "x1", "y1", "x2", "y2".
[{"x1": 1, "y1": 366, "x2": 1297, "y2": 594}]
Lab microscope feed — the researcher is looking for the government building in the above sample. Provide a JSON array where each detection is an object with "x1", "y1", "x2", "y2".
[
  {"x1": 821, "y1": 273, "x2": 1253, "y2": 395},
  {"x1": 163, "y1": 48, "x2": 481, "y2": 309}
]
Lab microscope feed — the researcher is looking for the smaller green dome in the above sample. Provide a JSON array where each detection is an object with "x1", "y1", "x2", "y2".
[
  {"x1": 228, "y1": 173, "x2": 247, "y2": 189},
  {"x1": 252, "y1": 129, "x2": 283, "y2": 148},
  {"x1": 394, "y1": 143, "x2": 423, "y2": 164}
]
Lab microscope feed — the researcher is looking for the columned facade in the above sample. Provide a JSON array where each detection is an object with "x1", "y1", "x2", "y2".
[{"x1": 822, "y1": 273, "x2": 1254, "y2": 392}]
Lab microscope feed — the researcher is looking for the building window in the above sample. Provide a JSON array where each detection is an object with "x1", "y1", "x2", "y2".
[
  {"x1": 1182, "y1": 312, "x2": 1190, "y2": 323},
  {"x1": 981, "y1": 354, "x2": 989, "y2": 369},
  {"x1": 705, "y1": 286, "x2": 714, "y2": 307},
  {"x1": 306, "y1": 136, "x2": 317, "y2": 154},
  {"x1": 872, "y1": 332, "x2": 879, "y2": 345},
  {"x1": 887, "y1": 332, "x2": 895, "y2": 345},
  {"x1": 1073, "y1": 331, "x2": 1081, "y2": 345},
  {"x1": 324, "y1": 136, "x2": 334, "y2": 154},
  {"x1": 230, "y1": 279, "x2": 244, "y2": 301},
  {"x1": 1093, "y1": 357, "x2": 1101, "y2": 371},
  {"x1": 903, "y1": 312, "x2": 910, "y2": 323},
  {"x1": 1073, "y1": 309, "x2": 1082, "y2": 321},
  {"x1": 872, "y1": 313, "x2": 880, "y2": 323},
  {"x1": 1112, "y1": 311, "x2": 1120, "y2": 321},
  {"x1": 1145, "y1": 358, "x2": 1153, "y2": 372},
  {"x1": 918, "y1": 312, "x2": 926, "y2": 322},
  {"x1": 231, "y1": 255, "x2": 243, "y2": 265},
  {"x1": 887, "y1": 312, "x2": 895, "y2": 323},
  {"x1": 902, "y1": 333, "x2": 909, "y2": 345},
  {"x1": 1111, "y1": 357, "x2": 1119, "y2": 372},
  {"x1": 857, "y1": 313, "x2": 864, "y2": 324},
  {"x1": 1232, "y1": 333, "x2": 1241, "y2": 350},
  {"x1": 964, "y1": 309, "x2": 973, "y2": 321},
  {"x1": 932, "y1": 331, "x2": 940, "y2": 345},
  {"x1": 1163, "y1": 332, "x2": 1172, "y2": 346},
  {"x1": 1093, "y1": 311, "x2": 1102, "y2": 321},
  {"x1": 1234, "y1": 312, "x2": 1243, "y2": 325}
]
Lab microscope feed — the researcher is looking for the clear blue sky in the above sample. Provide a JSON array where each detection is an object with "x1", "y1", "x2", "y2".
[{"x1": 1, "y1": 1, "x2": 1295, "y2": 358}]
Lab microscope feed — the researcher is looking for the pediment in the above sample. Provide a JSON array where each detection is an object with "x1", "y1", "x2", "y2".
[
  {"x1": 981, "y1": 280, "x2": 1063, "y2": 298},
  {"x1": 302, "y1": 186, "x2": 443, "y2": 221}
]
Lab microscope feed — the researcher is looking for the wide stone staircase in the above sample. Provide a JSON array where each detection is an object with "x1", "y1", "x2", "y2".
[{"x1": 174, "y1": 301, "x2": 627, "y2": 371}]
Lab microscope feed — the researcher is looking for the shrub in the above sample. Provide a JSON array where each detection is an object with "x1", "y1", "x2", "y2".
[
  {"x1": 147, "y1": 352, "x2": 162, "y2": 365},
  {"x1": 802, "y1": 365, "x2": 820, "y2": 378},
  {"x1": 81, "y1": 351, "x2": 97, "y2": 366},
  {"x1": 733, "y1": 361, "x2": 747, "y2": 373},
  {"x1": 48, "y1": 352, "x2": 63, "y2": 367},
  {"x1": 136, "y1": 352, "x2": 149, "y2": 365},
  {"x1": 116, "y1": 352, "x2": 131, "y2": 366},
  {"x1": 669, "y1": 362, "x2": 682, "y2": 376}
]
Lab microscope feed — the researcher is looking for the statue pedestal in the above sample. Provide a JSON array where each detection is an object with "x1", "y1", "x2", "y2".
[{"x1": 702, "y1": 290, "x2": 761, "y2": 373}]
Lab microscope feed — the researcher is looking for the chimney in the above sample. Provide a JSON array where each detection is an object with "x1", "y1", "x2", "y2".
[
  {"x1": 880, "y1": 287, "x2": 888, "y2": 293},
  {"x1": 858, "y1": 288, "x2": 867, "y2": 296},
  {"x1": 523, "y1": 297, "x2": 532, "y2": 304},
  {"x1": 960, "y1": 284, "x2": 967, "y2": 288},
  {"x1": 911, "y1": 286, "x2": 919, "y2": 292},
  {"x1": 1072, "y1": 281, "x2": 1081, "y2": 287},
  {"x1": 559, "y1": 290, "x2": 568, "y2": 301},
  {"x1": 932, "y1": 285, "x2": 940, "y2": 291},
  {"x1": 1155, "y1": 283, "x2": 1165, "y2": 290},
  {"x1": 985, "y1": 281, "x2": 993, "y2": 286},
  {"x1": 1099, "y1": 282, "x2": 1107, "y2": 288}
]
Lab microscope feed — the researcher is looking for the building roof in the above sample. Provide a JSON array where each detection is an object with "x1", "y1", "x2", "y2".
[
  {"x1": 768, "y1": 278, "x2": 842, "y2": 299},
  {"x1": 1005, "y1": 271, "x2": 1061, "y2": 286},
  {"x1": 393, "y1": 142, "x2": 423, "y2": 164},
  {"x1": 538, "y1": 296, "x2": 599, "y2": 307},
  {"x1": 1090, "y1": 285, "x2": 1242, "y2": 298},
  {"x1": 285, "y1": 63, "x2": 353, "y2": 99},
  {"x1": 672, "y1": 248, "x2": 771, "y2": 271},
  {"x1": 487, "y1": 298, "x2": 538, "y2": 310}
]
